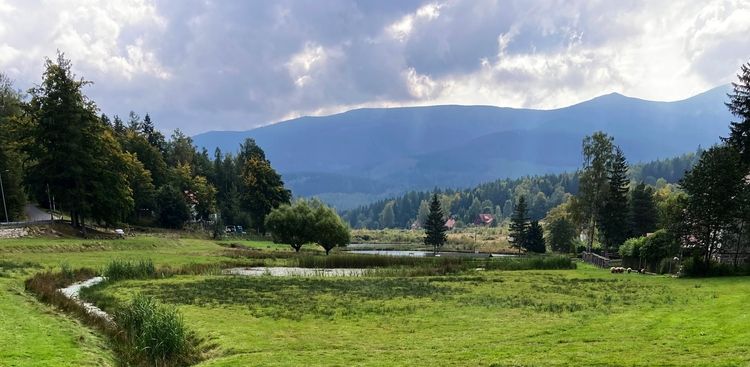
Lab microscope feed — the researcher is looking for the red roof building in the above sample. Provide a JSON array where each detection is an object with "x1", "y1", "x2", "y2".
[
  {"x1": 475, "y1": 214, "x2": 494, "y2": 226},
  {"x1": 444, "y1": 218, "x2": 456, "y2": 230}
]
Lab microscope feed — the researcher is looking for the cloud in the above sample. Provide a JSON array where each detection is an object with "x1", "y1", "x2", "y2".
[{"x1": 0, "y1": 0, "x2": 748, "y2": 134}]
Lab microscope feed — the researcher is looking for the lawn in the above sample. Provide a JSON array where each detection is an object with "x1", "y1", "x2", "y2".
[
  {"x1": 2, "y1": 234, "x2": 750, "y2": 366},
  {"x1": 83, "y1": 267, "x2": 750, "y2": 366}
]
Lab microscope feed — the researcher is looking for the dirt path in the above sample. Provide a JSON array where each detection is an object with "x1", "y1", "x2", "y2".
[{"x1": 23, "y1": 204, "x2": 52, "y2": 222}]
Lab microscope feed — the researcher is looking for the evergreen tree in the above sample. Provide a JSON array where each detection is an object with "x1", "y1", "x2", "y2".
[
  {"x1": 0, "y1": 73, "x2": 26, "y2": 220},
  {"x1": 239, "y1": 138, "x2": 291, "y2": 234},
  {"x1": 24, "y1": 53, "x2": 133, "y2": 228},
  {"x1": 629, "y1": 182, "x2": 658, "y2": 237},
  {"x1": 509, "y1": 196, "x2": 530, "y2": 253},
  {"x1": 599, "y1": 146, "x2": 630, "y2": 254},
  {"x1": 525, "y1": 220, "x2": 546, "y2": 253},
  {"x1": 112, "y1": 115, "x2": 125, "y2": 136},
  {"x1": 725, "y1": 62, "x2": 750, "y2": 164},
  {"x1": 680, "y1": 145, "x2": 745, "y2": 269},
  {"x1": 156, "y1": 184, "x2": 191, "y2": 229},
  {"x1": 141, "y1": 113, "x2": 166, "y2": 152},
  {"x1": 424, "y1": 193, "x2": 447, "y2": 254}
]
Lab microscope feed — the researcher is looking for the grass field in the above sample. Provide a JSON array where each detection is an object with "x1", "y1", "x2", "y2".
[
  {"x1": 2, "y1": 232, "x2": 750, "y2": 366},
  {"x1": 351, "y1": 227, "x2": 514, "y2": 253}
]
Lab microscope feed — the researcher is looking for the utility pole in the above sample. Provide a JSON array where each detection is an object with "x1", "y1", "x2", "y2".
[{"x1": 0, "y1": 170, "x2": 8, "y2": 223}]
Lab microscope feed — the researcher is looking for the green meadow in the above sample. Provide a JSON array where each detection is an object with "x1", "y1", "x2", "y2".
[{"x1": 2, "y1": 235, "x2": 749, "y2": 366}]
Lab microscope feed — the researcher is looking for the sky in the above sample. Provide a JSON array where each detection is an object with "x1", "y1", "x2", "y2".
[{"x1": 0, "y1": 0, "x2": 749, "y2": 135}]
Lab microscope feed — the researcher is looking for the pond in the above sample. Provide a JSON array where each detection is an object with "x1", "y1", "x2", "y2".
[
  {"x1": 346, "y1": 250, "x2": 518, "y2": 258},
  {"x1": 224, "y1": 267, "x2": 367, "y2": 277}
]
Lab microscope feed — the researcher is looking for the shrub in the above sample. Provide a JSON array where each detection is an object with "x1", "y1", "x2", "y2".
[
  {"x1": 682, "y1": 256, "x2": 750, "y2": 277},
  {"x1": 115, "y1": 294, "x2": 197, "y2": 366},
  {"x1": 104, "y1": 259, "x2": 156, "y2": 281}
]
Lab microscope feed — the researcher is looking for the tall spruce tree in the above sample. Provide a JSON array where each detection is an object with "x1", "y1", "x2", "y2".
[
  {"x1": 599, "y1": 146, "x2": 630, "y2": 255},
  {"x1": 725, "y1": 62, "x2": 750, "y2": 164},
  {"x1": 629, "y1": 182, "x2": 658, "y2": 237},
  {"x1": 25, "y1": 53, "x2": 133, "y2": 228},
  {"x1": 509, "y1": 196, "x2": 530, "y2": 253},
  {"x1": 239, "y1": 138, "x2": 291, "y2": 234},
  {"x1": 525, "y1": 220, "x2": 546, "y2": 253},
  {"x1": 424, "y1": 193, "x2": 447, "y2": 254}
]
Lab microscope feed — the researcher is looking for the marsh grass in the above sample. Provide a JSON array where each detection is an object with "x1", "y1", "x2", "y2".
[
  {"x1": 114, "y1": 294, "x2": 200, "y2": 367},
  {"x1": 25, "y1": 267, "x2": 205, "y2": 367},
  {"x1": 226, "y1": 250, "x2": 575, "y2": 273},
  {"x1": 104, "y1": 259, "x2": 157, "y2": 280}
]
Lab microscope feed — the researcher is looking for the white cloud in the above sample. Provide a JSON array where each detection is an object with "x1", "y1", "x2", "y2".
[
  {"x1": 388, "y1": 2, "x2": 443, "y2": 42},
  {"x1": 287, "y1": 43, "x2": 328, "y2": 87},
  {"x1": 0, "y1": 0, "x2": 748, "y2": 134}
]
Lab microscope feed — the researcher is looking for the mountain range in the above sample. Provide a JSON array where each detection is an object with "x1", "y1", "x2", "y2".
[{"x1": 193, "y1": 85, "x2": 732, "y2": 209}]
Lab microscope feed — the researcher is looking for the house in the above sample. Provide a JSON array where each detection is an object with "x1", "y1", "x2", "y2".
[
  {"x1": 444, "y1": 218, "x2": 456, "y2": 230},
  {"x1": 474, "y1": 214, "x2": 494, "y2": 226}
]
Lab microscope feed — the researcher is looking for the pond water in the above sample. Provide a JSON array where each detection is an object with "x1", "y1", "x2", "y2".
[
  {"x1": 347, "y1": 250, "x2": 518, "y2": 258},
  {"x1": 224, "y1": 267, "x2": 367, "y2": 277}
]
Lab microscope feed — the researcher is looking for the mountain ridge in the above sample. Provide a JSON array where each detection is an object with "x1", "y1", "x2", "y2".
[{"x1": 193, "y1": 85, "x2": 732, "y2": 209}]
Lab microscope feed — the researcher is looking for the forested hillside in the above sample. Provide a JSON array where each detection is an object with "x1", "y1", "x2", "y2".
[
  {"x1": 194, "y1": 86, "x2": 729, "y2": 209},
  {"x1": 342, "y1": 151, "x2": 702, "y2": 229}
]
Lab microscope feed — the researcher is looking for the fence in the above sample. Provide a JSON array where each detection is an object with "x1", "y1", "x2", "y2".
[
  {"x1": 582, "y1": 251, "x2": 611, "y2": 268},
  {"x1": 0, "y1": 220, "x2": 59, "y2": 229}
]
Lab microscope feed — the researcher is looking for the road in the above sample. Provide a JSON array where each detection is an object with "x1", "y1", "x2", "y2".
[{"x1": 23, "y1": 204, "x2": 53, "y2": 221}]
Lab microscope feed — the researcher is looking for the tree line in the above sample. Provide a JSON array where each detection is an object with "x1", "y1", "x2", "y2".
[
  {"x1": 0, "y1": 53, "x2": 296, "y2": 234},
  {"x1": 545, "y1": 61, "x2": 750, "y2": 276},
  {"x1": 343, "y1": 151, "x2": 700, "y2": 230}
]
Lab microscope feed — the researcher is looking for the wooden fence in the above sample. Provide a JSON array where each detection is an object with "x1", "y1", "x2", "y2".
[{"x1": 582, "y1": 251, "x2": 611, "y2": 268}]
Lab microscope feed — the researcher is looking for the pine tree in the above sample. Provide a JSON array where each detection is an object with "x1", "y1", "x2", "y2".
[
  {"x1": 525, "y1": 220, "x2": 546, "y2": 253},
  {"x1": 725, "y1": 62, "x2": 750, "y2": 164},
  {"x1": 25, "y1": 53, "x2": 133, "y2": 228},
  {"x1": 629, "y1": 182, "x2": 658, "y2": 237},
  {"x1": 509, "y1": 196, "x2": 530, "y2": 253},
  {"x1": 239, "y1": 138, "x2": 291, "y2": 234},
  {"x1": 599, "y1": 146, "x2": 630, "y2": 255},
  {"x1": 424, "y1": 193, "x2": 447, "y2": 254}
]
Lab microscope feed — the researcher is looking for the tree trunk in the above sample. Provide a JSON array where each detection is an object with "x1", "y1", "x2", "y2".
[{"x1": 735, "y1": 222, "x2": 744, "y2": 269}]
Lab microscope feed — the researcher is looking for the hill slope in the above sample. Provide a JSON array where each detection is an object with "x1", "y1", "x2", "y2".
[{"x1": 193, "y1": 85, "x2": 731, "y2": 209}]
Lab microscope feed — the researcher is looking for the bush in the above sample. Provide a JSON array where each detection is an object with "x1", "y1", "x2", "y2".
[
  {"x1": 619, "y1": 237, "x2": 647, "y2": 258},
  {"x1": 682, "y1": 256, "x2": 750, "y2": 277},
  {"x1": 104, "y1": 259, "x2": 156, "y2": 281},
  {"x1": 115, "y1": 294, "x2": 197, "y2": 366}
]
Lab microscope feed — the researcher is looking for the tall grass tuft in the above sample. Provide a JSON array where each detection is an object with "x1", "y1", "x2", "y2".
[
  {"x1": 115, "y1": 294, "x2": 198, "y2": 366},
  {"x1": 104, "y1": 259, "x2": 156, "y2": 280}
]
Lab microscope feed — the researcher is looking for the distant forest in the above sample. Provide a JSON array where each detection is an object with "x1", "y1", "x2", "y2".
[{"x1": 342, "y1": 150, "x2": 703, "y2": 229}]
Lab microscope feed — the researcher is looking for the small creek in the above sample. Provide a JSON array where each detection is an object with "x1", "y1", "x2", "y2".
[{"x1": 58, "y1": 277, "x2": 112, "y2": 322}]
